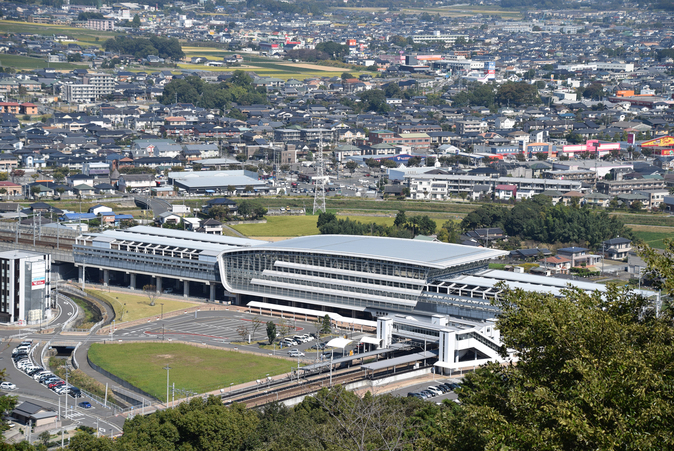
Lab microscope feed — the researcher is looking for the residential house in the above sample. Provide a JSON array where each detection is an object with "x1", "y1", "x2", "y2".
[
  {"x1": 557, "y1": 247, "x2": 601, "y2": 267},
  {"x1": 539, "y1": 255, "x2": 572, "y2": 274},
  {"x1": 602, "y1": 237, "x2": 632, "y2": 260}
]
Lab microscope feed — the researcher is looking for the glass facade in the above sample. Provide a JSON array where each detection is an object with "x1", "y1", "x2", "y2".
[
  {"x1": 73, "y1": 245, "x2": 220, "y2": 282},
  {"x1": 221, "y1": 250, "x2": 435, "y2": 311}
]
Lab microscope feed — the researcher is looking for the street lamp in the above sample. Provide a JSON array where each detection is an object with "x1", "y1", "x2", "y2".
[
  {"x1": 229, "y1": 382, "x2": 234, "y2": 395},
  {"x1": 161, "y1": 303, "x2": 164, "y2": 319},
  {"x1": 164, "y1": 365, "x2": 171, "y2": 408}
]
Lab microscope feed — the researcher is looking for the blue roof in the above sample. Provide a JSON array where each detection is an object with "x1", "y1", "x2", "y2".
[
  {"x1": 115, "y1": 214, "x2": 134, "y2": 220},
  {"x1": 62, "y1": 213, "x2": 97, "y2": 221}
]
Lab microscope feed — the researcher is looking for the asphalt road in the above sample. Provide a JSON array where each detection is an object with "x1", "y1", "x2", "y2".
[
  {"x1": 0, "y1": 338, "x2": 124, "y2": 435},
  {"x1": 0, "y1": 298, "x2": 379, "y2": 441}
]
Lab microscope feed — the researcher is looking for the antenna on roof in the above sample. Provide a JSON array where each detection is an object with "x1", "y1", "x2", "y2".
[{"x1": 312, "y1": 133, "x2": 327, "y2": 215}]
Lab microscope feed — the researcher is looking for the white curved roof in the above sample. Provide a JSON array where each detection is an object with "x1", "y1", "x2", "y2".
[{"x1": 226, "y1": 235, "x2": 507, "y2": 269}]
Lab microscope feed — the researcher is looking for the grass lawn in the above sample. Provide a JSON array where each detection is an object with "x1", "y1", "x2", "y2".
[
  {"x1": 0, "y1": 20, "x2": 119, "y2": 47},
  {"x1": 231, "y1": 196, "x2": 478, "y2": 216},
  {"x1": 633, "y1": 230, "x2": 674, "y2": 249},
  {"x1": 231, "y1": 214, "x2": 396, "y2": 237},
  {"x1": 0, "y1": 54, "x2": 77, "y2": 71},
  {"x1": 69, "y1": 296, "x2": 102, "y2": 329},
  {"x1": 85, "y1": 289, "x2": 196, "y2": 322},
  {"x1": 88, "y1": 342, "x2": 292, "y2": 399}
]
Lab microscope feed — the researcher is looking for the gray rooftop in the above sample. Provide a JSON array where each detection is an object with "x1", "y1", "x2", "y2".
[
  {"x1": 242, "y1": 235, "x2": 508, "y2": 269},
  {"x1": 83, "y1": 227, "x2": 267, "y2": 253}
]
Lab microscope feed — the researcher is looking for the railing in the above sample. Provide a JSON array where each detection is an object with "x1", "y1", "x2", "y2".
[
  {"x1": 57, "y1": 293, "x2": 79, "y2": 331},
  {"x1": 0, "y1": 242, "x2": 74, "y2": 262}
]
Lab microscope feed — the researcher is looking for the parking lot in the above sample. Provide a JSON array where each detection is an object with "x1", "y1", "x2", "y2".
[
  {"x1": 1, "y1": 338, "x2": 123, "y2": 435},
  {"x1": 388, "y1": 378, "x2": 462, "y2": 404}
]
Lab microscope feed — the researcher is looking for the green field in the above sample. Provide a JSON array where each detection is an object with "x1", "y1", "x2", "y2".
[
  {"x1": 88, "y1": 342, "x2": 291, "y2": 400},
  {"x1": 0, "y1": 54, "x2": 77, "y2": 71},
  {"x1": 86, "y1": 289, "x2": 196, "y2": 323},
  {"x1": 231, "y1": 214, "x2": 396, "y2": 237},
  {"x1": 0, "y1": 20, "x2": 120, "y2": 47},
  {"x1": 633, "y1": 231, "x2": 674, "y2": 249},
  {"x1": 223, "y1": 197, "x2": 478, "y2": 216},
  {"x1": 614, "y1": 213, "x2": 674, "y2": 227}
]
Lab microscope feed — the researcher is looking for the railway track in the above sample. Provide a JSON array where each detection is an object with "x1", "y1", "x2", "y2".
[
  {"x1": 0, "y1": 234, "x2": 75, "y2": 250},
  {"x1": 226, "y1": 360, "x2": 425, "y2": 409}
]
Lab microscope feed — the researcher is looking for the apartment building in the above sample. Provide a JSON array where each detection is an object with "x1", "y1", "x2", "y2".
[
  {"x1": 596, "y1": 178, "x2": 666, "y2": 196},
  {"x1": 62, "y1": 73, "x2": 115, "y2": 103},
  {"x1": 405, "y1": 174, "x2": 583, "y2": 200}
]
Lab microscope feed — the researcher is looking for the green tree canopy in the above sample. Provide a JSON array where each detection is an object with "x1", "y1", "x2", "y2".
[
  {"x1": 432, "y1": 281, "x2": 674, "y2": 450},
  {"x1": 103, "y1": 35, "x2": 184, "y2": 60},
  {"x1": 460, "y1": 196, "x2": 632, "y2": 248},
  {"x1": 160, "y1": 72, "x2": 267, "y2": 109}
]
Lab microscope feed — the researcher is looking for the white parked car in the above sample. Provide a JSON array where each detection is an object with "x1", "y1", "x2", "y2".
[
  {"x1": 287, "y1": 349, "x2": 305, "y2": 357},
  {"x1": 426, "y1": 386, "x2": 443, "y2": 397},
  {"x1": 0, "y1": 382, "x2": 16, "y2": 390}
]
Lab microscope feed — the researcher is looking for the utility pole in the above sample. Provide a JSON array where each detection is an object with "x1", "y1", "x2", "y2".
[
  {"x1": 164, "y1": 365, "x2": 171, "y2": 408},
  {"x1": 312, "y1": 134, "x2": 327, "y2": 215}
]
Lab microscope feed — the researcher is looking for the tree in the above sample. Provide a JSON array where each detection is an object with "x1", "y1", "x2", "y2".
[
  {"x1": 345, "y1": 160, "x2": 358, "y2": 173},
  {"x1": 10, "y1": 169, "x2": 24, "y2": 182},
  {"x1": 341, "y1": 72, "x2": 354, "y2": 80},
  {"x1": 276, "y1": 319, "x2": 292, "y2": 341},
  {"x1": 131, "y1": 14, "x2": 141, "y2": 28},
  {"x1": 394, "y1": 210, "x2": 407, "y2": 228},
  {"x1": 432, "y1": 282, "x2": 674, "y2": 450},
  {"x1": 358, "y1": 89, "x2": 390, "y2": 114},
  {"x1": 250, "y1": 316, "x2": 264, "y2": 342},
  {"x1": 496, "y1": 82, "x2": 541, "y2": 106},
  {"x1": 30, "y1": 186, "x2": 41, "y2": 198},
  {"x1": 142, "y1": 284, "x2": 158, "y2": 306},
  {"x1": 266, "y1": 321, "x2": 277, "y2": 344},
  {"x1": 38, "y1": 430, "x2": 51, "y2": 446},
  {"x1": 237, "y1": 200, "x2": 252, "y2": 218},
  {"x1": 407, "y1": 156, "x2": 422, "y2": 167},
  {"x1": 236, "y1": 324, "x2": 250, "y2": 342},
  {"x1": 321, "y1": 314, "x2": 332, "y2": 335}
]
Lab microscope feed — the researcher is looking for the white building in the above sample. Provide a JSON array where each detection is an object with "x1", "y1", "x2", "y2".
[
  {"x1": 405, "y1": 174, "x2": 584, "y2": 200},
  {"x1": 0, "y1": 251, "x2": 52, "y2": 325}
]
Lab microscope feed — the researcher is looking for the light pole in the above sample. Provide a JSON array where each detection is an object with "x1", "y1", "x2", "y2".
[
  {"x1": 229, "y1": 382, "x2": 234, "y2": 395},
  {"x1": 161, "y1": 303, "x2": 164, "y2": 319},
  {"x1": 164, "y1": 365, "x2": 171, "y2": 408}
]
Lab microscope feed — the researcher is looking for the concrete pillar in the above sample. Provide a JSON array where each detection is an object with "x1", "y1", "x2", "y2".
[
  {"x1": 183, "y1": 280, "x2": 190, "y2": 298},
  {"x1": 78, "y1": 266, "x2": 84, "y2": 284},
  {"x1": 156, "y1": 276, "x2": 162, "y2": 294},
  {"x1": 103, "y1": 269, "x2": 109, "y2": 286},
  {"x1": 129, "y1": 273, "x2": 136, "y2": 290},
  {"x1": 209, "y1": 284, "x2": 215, "y2": 303}
]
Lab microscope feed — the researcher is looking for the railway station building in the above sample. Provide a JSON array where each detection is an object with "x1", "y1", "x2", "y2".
[{"x1": 72, "y1": 227, "x2": 658, "y2": 372}]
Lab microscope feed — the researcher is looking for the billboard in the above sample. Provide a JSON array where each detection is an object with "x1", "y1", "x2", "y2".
[
  {"x1": 628, "y1": 133, "x2": 635, "y2": 145},
  {"x1": 30, "y1": 261, "x2": 45, "y2": 290},
  {"x1": 641, "y1": 135, "x2": 674, "y2": 148}
]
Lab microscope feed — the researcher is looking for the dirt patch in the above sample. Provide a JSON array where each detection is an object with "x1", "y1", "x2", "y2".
[
  {"x1": 627, "y1": 224, "x2": 674, "y2": 232},
  {"x1": 156, "y1": 354, "x2": 174, "y2": 359}
]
